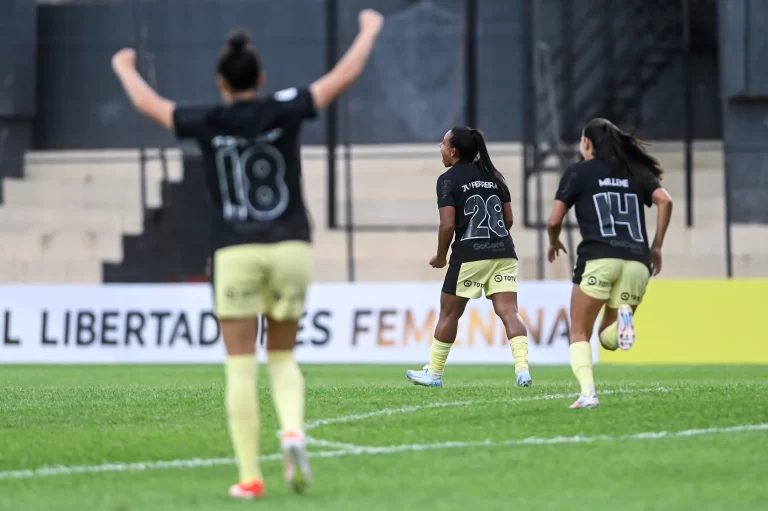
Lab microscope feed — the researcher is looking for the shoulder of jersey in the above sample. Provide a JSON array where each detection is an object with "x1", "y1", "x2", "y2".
[
  {"x1": 272, "y1": 87, "x2": 300, "y2": 102},
  {"x1": 568, "y1": 159, "x2": 601, "y2": 173}
]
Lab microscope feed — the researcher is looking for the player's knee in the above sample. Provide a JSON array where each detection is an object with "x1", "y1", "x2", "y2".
[{"x1": 438, "y1": 308, "x2": 462, "y2": 324}]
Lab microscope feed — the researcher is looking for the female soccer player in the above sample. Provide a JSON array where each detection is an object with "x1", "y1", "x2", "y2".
[
  {"x1": 406, "y1": 126, "x2": 532, "y2": 388},
  {"x1": 112, "y1": 10, "x2": 384, "y2": 498},
  {"x1": 547, "y1": 118, "x2": 673, "y2": 409}
]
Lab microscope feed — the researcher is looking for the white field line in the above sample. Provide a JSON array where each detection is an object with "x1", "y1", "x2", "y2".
[
  {"x1": 304, "y1": 386, "x2": 669, "y2": 431},
  {"x1": 2, "y1": 422, "x2": 766, "y2": 481},
  {"x1": 0, "y1": 386, "x2": 711, "y2": 482}
]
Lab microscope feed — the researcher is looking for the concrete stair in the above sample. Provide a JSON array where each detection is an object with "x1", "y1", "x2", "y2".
[
  {"x1": 0, "y1": 141, "x2": 765, "y2": 283},
  {"x1": 0, "y1": 149, "x2": 183, "y2": 283}
]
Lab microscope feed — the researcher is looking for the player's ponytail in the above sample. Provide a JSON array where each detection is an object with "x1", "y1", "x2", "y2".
[
  {"x1": 470, "y1": 128, "x2": 511, "y2": 201},
  {"x1": 583, "y1": 118, "x2": 664, "y2": 182},
  {"x1": 217, "y1": 29, "x2": 262, "y2": 92},
  {"x1": 449, "y1": 126, "x2": 511, "y2": 201}
]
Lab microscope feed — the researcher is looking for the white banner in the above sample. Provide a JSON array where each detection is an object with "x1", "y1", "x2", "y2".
[{"x1": 0, "y1": 282, "x2": 598, "y2": 365}]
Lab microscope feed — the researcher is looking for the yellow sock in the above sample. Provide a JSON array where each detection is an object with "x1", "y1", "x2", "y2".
[
  {"x1": 429, "y1": 340, "x2": 453, "y2": 376},
  {"x1": 569, "y1": 342, "x2": 595, "y2": 397},
  {"x1": 267, "y1": 350, "x2": 305, "y2": 435},
  {"x1": 509, "y1": 336, "x2": 529, "y2": 374},
  {"x1": 599, "y1": 322, "x2": 618, "y2": 350},
  {"x1": 225, "y1": 354, "x2": 262, "y2": 483}
]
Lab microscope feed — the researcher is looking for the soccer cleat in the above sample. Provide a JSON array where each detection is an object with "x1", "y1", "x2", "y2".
[
  {"x1": 406, "y1": 367, "x2": 443, "y2": 387},
  {"x1": 617, "y1": 304, "x2": 636, "y2": 351},
  {"x1": 569, "y1": 393, "x2": 600, "y2": 409},
  {"x1": 282, "y1": 431, "x2": 312, "y2": 494},
  {"x1": 516, "y1": 368, "x2": 532, "y2": 387},
  {"x1": 228, "y1": 480, "x2": 265, "y2": 499}
]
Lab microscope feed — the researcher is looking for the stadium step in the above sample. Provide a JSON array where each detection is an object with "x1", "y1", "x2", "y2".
[
  {"x1": 3, "y1": 143, "x2": 762, "y2": 284},
  {"x1": 0, "y1": 231, "x2": 123, "y2": 263}
]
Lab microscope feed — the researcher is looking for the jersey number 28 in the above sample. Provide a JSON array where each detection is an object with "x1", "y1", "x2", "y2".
[{"x1": 461, "y1": 194, "x2": 509, "y2": 240}]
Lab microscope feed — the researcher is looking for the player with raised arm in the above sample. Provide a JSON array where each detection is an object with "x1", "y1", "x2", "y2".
[
  {"x1": 406, "y1": 127, "x2": 532, "y2": 388},
  {"x1": 547, "y1": 118, "x2": 673, "y2": 409},
  {"x1": 111, "y1": 10, "x2": 384, "y2": 499}
]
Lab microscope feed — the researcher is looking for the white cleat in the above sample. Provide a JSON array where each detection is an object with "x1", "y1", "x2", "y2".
[
  {"x1": 569, "y1": 393, "x2": 600, "y2": 409},
  {"x1": 617, "y1": 304, "x2": 636, "y2": 351},
  {"x1": 281, "y1": 431, "x2": 311, "y2": 494},
  {"x1": 406, "y1": 367, "x2": 443, "y2": 387}
]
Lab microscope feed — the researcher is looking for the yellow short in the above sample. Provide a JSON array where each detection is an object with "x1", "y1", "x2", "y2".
[
  {"x1": 443, "y1": 258, "x2": 518, "y2": 299},
  {"x1": 212, "y1": 241, "x2": 312, "y2": 321},
  {"x1": 575, "y1": 258, "x2": 650, "y2": 308}
]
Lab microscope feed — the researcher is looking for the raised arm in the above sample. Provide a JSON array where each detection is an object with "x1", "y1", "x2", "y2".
[
  {"x1": 112, "y1": 49, "x2": 176, "y2": 130},
  {"x1": 309, "y1": 9, "x2": 384, "y2": 111}
]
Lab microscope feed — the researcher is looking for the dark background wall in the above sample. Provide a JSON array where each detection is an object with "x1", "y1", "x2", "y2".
[
  {"x1": 719, "y1": 0, "x2": 768, "y2": 223},
  {"x1": 33, "y1": 0, "x2": 721, "y2": 150},
  {"x1": 0, "y1": 0, "x2": 37, "y2": 196}
]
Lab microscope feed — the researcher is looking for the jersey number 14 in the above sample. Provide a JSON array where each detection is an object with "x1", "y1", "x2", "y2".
[{"x1": 592, "y1": 192, "x2": 644, "y2": 242}]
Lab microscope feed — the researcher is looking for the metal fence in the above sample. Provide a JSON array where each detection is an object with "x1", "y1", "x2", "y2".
[{"x1": 117, "y1": 0, "x2": 727, "y2": 282}]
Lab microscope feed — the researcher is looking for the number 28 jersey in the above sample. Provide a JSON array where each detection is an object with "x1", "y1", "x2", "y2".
[
  {"x1": 436, "y1": 163, "x2": 517, "y2": 264},
  {"x1": 555, "y1": 159, "x2": 663, "y2": 269},
  {"x1": 173, "y1": 87, "x2": 316, "y2": 250}
]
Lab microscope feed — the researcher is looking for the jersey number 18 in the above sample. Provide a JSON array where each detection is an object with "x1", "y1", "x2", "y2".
[{"x1": 213, "y1": 136, "x2": 289, "y2": 222}]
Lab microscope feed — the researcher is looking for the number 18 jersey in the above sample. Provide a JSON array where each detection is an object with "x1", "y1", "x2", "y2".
[
  {"x1": 436, "y1": 163, "x2": 517, "y2": 263},
  {"x1": 173, "y1": 87, "x2": 316, "y2": 250},
  {"x1": 555, "y1": 159, "x2": 662, "y2": 269}
]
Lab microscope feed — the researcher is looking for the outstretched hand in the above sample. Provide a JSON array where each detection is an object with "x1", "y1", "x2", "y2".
[
  {"x1": 111, "y1": 48, "x2": 136, "y2": 74},
  {"x1": 547, "y1": 240, "x2": 567, "y2": 263},
  {"x1": 358, "y1": 9, "x2": 384, "y2": 37}
]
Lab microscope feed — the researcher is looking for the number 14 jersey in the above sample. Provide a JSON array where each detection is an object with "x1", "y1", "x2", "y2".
[
  {"x1": 436, "y1": 163, "x2": 517, "y2": 264},
  {"x1": 555, "y1": 159, "x2": 663, "y2": 269},
  {"x1": 173, "y1": 87, "x2": 316, "y2": 250}
]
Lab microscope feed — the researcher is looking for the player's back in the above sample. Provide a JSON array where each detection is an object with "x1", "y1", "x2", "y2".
[
  {"x1": 441, "y1": 162, "x2": 516, "y2": 263},
  {"x1": 173, "y1": 87, "x2": 317, "y2": 249},
  {"x1": 563, "y1": 159, "x2": 660, "y2": 267}
]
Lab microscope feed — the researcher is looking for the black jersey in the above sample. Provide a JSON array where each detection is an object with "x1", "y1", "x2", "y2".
[
  {"x1": 555, "y1": 159, "x2": 663, "y2": 268},
  {"x1": 173, "y1": 87, "x2": 317, "y2": 250},
  {"x1": 436, "y1": 162, "x2": 517, "y2": 264}
]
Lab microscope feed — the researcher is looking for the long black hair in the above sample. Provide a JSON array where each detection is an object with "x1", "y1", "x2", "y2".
[
  {"x1": 582, "y1": 118, "x2": 664, "y2": 182},
  {"x1": 217, "y1": 29, "x2": 262, "y2": 92},
  {"x1": 449, "y1": 126, "x2": 511, "y2": 199}
]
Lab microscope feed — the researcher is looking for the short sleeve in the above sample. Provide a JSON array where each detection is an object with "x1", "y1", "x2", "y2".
[
  {"x1": 173, "y1": 106, "x2": 210, "y2": 140},
  {"x1": 554, "y1": 164, "x2": 581, "y2": 207},
  {"x1": 273, "y1": 87, "x2": 317, "y2": 121},
  {"x1": 644, "y1": 179, "x2": 663, "y2": 207},
  {"x1": 436, "y1": 174, "x2": 455, "y2": 208}
]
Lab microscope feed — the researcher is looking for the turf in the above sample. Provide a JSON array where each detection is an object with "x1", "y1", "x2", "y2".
[{"x1": 0, "y1": 365, "x2": 767, "y2": 511}]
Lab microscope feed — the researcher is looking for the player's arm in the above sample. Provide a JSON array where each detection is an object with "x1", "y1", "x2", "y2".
[
  {"x1": 650, "y1": 187, "x2": 673, "y2": 276},
  {"x1": 309, "y1": 9, "x2": 384, "y2": 110},
  {"x1": 503, "y1": 202, "x2": 513, "y2": 230},
  {"x1": 547, "y1": 166, "x2": 580, "y2": 261},
  {"x1": 112, "y1": 48, "x2": 176, "y2": 130},
  {"x1": 436, "y1": 206, "x2": 455, "y2": 263},
  {"x1": 546, "y1": 200, "x2": 568, "y2": 246}
]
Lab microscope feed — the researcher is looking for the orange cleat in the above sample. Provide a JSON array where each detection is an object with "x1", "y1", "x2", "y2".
[{"x1": 229, "y1": 479, "x2": 265, "y2": 499}]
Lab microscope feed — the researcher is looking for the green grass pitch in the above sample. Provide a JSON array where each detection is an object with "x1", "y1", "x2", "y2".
[{"x1": 1, "y1": 364, "x2": 767, "y2": 510}]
